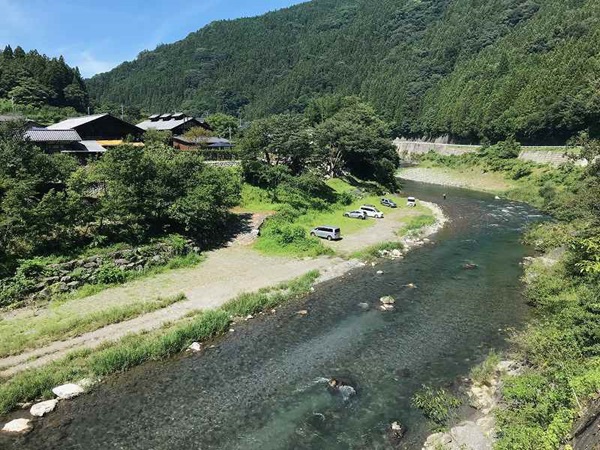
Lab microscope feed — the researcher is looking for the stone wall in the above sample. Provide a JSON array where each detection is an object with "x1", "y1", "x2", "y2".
[{"x1": 1, "y1": 240, "x2": 199, "y2": 305}]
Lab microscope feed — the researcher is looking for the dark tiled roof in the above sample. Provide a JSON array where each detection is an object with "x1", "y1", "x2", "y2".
[
  {"x1": 25, "y1": 128, "x2": 82, "y2": 142},
  {"x1": 47, "y1": 114, "x2": 109, "y2": 130}
]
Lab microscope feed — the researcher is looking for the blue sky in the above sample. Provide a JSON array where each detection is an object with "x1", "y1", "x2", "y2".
[{"x1": 0, "y1": 0, "x2": 306, "y2": 78}]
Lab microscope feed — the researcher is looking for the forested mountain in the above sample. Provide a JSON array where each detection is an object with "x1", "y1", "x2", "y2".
[
  {"x1": 88, "y1": 0, "x2": 600, "y2": 144},
  {"x1": 0, "y1": 46, "x2": 89, "y2": 111}
]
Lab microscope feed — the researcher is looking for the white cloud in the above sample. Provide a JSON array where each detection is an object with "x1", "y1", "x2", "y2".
[{"x1": 74, "y1": 51, "x2": 117, "y2": 78}]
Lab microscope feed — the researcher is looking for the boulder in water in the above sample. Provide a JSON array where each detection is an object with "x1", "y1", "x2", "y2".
[
  {"x1": 2, "y1": 418, "x2": 32, "y2": 434},
  {"x1": 404, "y1": 283, "x2": 417, "y2": 289},
  {"x1": 358, "y1": 302, "x2": 370, "y2": 310},
  {"x1": 380, "y1": 296, "x2": 395, "y2": 305},
  {"x1": 463, "y1": 263, "x2": 478, "y2": 270},
  {"x1": 297, "y1": 310, "x2": 309, "y2": 316},
  {"x1": 30, "y1": 399, "x2": 58, "y2": 417},
  {"x1": 388, "y1": 421, "x2": 406, "y2": 444}
]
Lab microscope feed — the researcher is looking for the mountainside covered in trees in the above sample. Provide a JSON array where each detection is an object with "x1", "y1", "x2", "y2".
[
  {"x1": 0, "y1": 46, "x2": 89, "y2": 112},
  {"x1": 88, "y1": 0, "x2": 600, "y2": 144}
]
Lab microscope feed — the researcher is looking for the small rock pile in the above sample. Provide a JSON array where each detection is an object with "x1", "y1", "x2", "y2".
[
  {"x1": 422, "y1": 360, "x2": 523, "y2": 450},
  {"x1": 1, "y1": 379, "x2": 95, "y2": 436},
  {"x1": 378, "y1": 248, "x2": 404, "y2": 260}
]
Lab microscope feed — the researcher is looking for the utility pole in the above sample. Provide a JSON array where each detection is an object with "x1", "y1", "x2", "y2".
[
  {"x1": 121, "y1": 104, "x2": 124, "y2": 120},
  {"x1": 228, "y1": 126, "x2": 232, "y2": 141}
]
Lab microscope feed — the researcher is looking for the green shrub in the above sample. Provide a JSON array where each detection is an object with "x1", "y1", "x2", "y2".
[
  {"x1": 96, "y1": 263, "x2": 129, "y2": 285},
  {"x1": 337, "y1": 191, "x2": 354, "y2": 206},
  {"x1": 411, "y1": 385, "x2": 461, "y2": 428},
  {"x1": 470, "y1": 350, "x2": 501, "y2": 386},
  {"x1": 256, "y1": 218, "x2": 331, "y2": 257}
]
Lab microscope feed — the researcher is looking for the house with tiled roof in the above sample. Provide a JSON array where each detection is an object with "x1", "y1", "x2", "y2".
[
  {"x1": 48, "y1": 113, "x2": 144, "y2": 144},
  {"x1": 137, "y1": 113, "x2": 210, "y2": 135}
]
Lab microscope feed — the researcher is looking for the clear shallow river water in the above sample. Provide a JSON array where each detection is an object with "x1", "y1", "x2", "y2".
[{"x1": 2, "y1": 181, "x2": 543, "y2": 450}]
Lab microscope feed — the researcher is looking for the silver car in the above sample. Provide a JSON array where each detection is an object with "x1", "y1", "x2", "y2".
[
  {"x1": 344, "y1": 210, "x2": 367, "y2": 220},
  {"x1": 310, "y1": 226, "x2": 342, "y2": 241}
]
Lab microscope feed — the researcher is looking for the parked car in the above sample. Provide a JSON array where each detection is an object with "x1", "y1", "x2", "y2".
[
  {"x1": 360, "y1": 205, "x2": 384, "y2": 218},
  {"x1": 310, "y1": 226, "x2": 342, "y2": 241},
  {"x1": 407, "y1": 197, "x2": 417, "y2": 207},
  {"x1": 344, "y1": 210, "x2": 367, "y2": 220},
  {"x1": 381, "y1": 198, "x2": 397, "y2": 208}
]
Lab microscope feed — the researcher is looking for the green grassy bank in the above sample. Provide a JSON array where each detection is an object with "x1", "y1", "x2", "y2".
[
  {"x1": 0, "y1": 271, "x2": 319, "y2": 415},
  {"x1": 241, "y1": 178, "x2": 431, "y2": 258}
]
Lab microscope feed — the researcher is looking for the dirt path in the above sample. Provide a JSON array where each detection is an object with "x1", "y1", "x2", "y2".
[
  {"x1": 0, "y1": 205, "x2": 445, "y2": 377},
  {"x1": 0, "y1": 246, "x2": 357, "y2": 377}
]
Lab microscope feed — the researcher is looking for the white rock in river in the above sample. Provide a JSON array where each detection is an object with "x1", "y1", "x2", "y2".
[
  {"x1": 376, "y1": 270, "x2": 384, "y2": 275},
  {"x1": 2, "y1": 418, "x2": 33, "y2": 434},
  {"x1": 391, "y1": 249, "x2": 403, "y2": 258},
  {"x1": 30, "y1": 399, "x2": 58, "y2": 417},
  {"x1": 52, "y1": 383, "x2": 84, "y2": 400},
  {"x1": 380, "y1": 296, "x2": 396, "y2": 305}
]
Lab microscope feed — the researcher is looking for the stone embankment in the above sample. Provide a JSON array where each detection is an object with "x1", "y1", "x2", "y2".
[{"x1": 0, "y1": 240, "x2": 199, "y2": 305}]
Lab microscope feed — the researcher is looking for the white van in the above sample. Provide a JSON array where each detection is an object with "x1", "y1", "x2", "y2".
[{"x1": 360, "y1": 205, "x2": 384, "y2": 219}]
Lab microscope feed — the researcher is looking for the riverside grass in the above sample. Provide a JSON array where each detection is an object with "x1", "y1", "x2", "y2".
[
  {"x1": 0, "y1": 294, "x2": 187, "y2": 359},
  {"x1": 0, "y1": 271, "x2": 320, "y2": 415},
  {"x1": 407, "y1": 145, "x2": 600, "y2": 448}
]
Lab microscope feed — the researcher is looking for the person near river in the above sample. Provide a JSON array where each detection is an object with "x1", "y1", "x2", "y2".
[{"x1": 327, "y1": 377, "x2": 357, "y2": 400}]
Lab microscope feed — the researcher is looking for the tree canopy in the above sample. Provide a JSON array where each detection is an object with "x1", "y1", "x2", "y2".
[
  {"x1": 240, "y1": 97, "x2": 398, "y2": 188},
  {"x1": 0, "y1": 46, "x2": 89, "y2": 111},
  {"x1": 87, "y1": 0, "x2": 600, "y2": 144},
  {"x1": 0, "y1": 123, "x2": 241, "y2": 277}
]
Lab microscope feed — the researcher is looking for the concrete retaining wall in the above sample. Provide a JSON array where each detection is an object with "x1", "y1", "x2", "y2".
[{"x1": 393, "y1": 139, "x2": 578, "y2": 166}]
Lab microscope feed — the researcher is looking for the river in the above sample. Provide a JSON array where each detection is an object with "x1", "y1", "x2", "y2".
[{"x1": 3, "y1": 181, "x2": 543, "y2": 450}]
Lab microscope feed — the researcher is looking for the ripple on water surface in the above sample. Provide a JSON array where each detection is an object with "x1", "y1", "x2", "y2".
[{"x1": 4, "y1": 182, "x2": 543, "y2": 450}]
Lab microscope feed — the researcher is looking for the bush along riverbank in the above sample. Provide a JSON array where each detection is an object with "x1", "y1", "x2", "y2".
[
  {"x1": 407, "y1": 135, "x2": 600, "y2": 449},
  {"x1": 0, "y1": 271, "x2": 320, "y2": 422}
]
